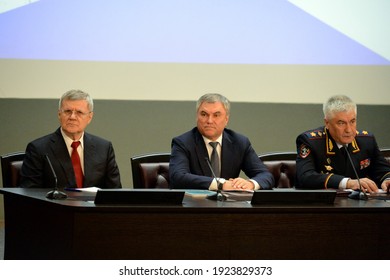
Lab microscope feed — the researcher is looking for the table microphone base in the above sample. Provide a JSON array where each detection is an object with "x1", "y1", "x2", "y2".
[
  {"x1": 46, "y1": 189, "x2": 68, "y2": 200},
  {"x1": 348, "y1": 190, "x2": 368, "y2": 200},
  {"x1": 206, "y1": 191, "x2": 227, "y2": 201}
]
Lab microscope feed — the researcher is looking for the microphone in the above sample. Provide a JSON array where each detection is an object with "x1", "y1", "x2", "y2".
[
  {"x1": 204, "y1": 157, "x2": 226, "y2": 201},
  {"x1": 343, "y1": 145, "x2": 368, "y2": 200},
  {"x1": 45, "y1": 154, "x2": 67, "y2": 200}
]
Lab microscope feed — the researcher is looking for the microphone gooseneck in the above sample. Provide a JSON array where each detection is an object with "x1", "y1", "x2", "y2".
[
  {"x1": 343, "y1": 145, "x2": 368, "y2": 200},
  {"x1": 204, "y1": 157, "x2": 226, "y2": 201},
  {"x1": 45, "y1": 154, "x2": 68, "y2": 200}
]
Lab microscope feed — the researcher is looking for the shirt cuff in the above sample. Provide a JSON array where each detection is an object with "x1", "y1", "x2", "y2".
[
  {"x1": 208, "y1": 178, "x2": 225, "y2": 190},
  {"x1": 250, "y1": 179, "x2": 260, "y2": 190},
  {"x1": 339, "y1": 178, "x2": 349, "y2": 190}
]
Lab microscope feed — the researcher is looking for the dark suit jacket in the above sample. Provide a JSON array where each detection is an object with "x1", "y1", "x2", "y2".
[
  {"x1": 169, "y1": 127, "x2": 274, "y2": 189},
  {"x1": 20, "y1": 128, "x2": 121, "y2": 188},
  {"x1": 295, "y1": 126, "x2": 390, "y2": 189}
]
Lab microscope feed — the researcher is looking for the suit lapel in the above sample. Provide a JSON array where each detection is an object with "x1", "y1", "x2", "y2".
[
  {"x1": 220, "y1": 132, "x2": 234, "y2": 177},
  {"x1": 50, "y1": 129, "x2": 75, "y2": 185},
  {"x1": 194, "y1": 130, "x2": 212, "y2": 176},
  {"x1": 83, "y1": 133, "x2": 96, "y2": 186}
]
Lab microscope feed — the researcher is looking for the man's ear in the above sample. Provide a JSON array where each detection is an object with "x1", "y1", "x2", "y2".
[{"x1": 324, "y1": 118, "x2": 329, "y2": 129}]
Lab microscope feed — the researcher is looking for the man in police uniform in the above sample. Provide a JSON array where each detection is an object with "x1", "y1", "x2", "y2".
[{"x1": 295, "y1": 95, "x2": 390, "y2": 193}]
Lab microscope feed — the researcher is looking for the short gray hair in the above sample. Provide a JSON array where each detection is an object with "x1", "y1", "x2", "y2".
[
  {"x1": 323, "y1": 95, "x2": 356, "y2": 120},
  {"x1": 196, "y1": 93, "x2": 230, "y2": 116},
  {"x1": 59, "y1": 89, "x2": 94, "y2": 112}
]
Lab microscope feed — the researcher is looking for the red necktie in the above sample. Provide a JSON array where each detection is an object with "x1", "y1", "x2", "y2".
[{"x1": 71, "y1": 141, "x2": 83, "y2": 188}]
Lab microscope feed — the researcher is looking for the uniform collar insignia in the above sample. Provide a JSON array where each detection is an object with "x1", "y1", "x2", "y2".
[
  {"x1": 325, "y1": 129, "x2": 336, "y2": 155},
  {"x1": 350, "y1": 138, "x2": 360, "y2": 153},
  {"x1": 325, "y1": 128, "x2": 361, "y2": 155}
]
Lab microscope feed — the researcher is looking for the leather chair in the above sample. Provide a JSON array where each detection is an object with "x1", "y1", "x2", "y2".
[
  {"x1": 1, "y1": 151, "x2": 25, "y2": 187},
  {"x1": 130, "y1": 153, "x2": 171, "y2": 188},
  {"x1": 380, "y1": 148, "x2": 390, "y2": 164},
  {"x1": 259, "y1": 152, "x2": 297, "y2": 188}
]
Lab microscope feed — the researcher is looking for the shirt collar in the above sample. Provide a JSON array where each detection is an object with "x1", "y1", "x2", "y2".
[
  {"x1": 202, "y1": 134, "x2": 223, "y2": 146},
  {"x1": 60, "y1": 128, "x2": 84, "y2": 149}
]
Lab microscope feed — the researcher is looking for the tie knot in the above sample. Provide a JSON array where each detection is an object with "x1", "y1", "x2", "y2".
[
  {"x1": 71, "y1": 141, "x2": 80, "y2": 149},
  {"x1": 209, "y1": 142, "x2": 218, "y2": 149}
]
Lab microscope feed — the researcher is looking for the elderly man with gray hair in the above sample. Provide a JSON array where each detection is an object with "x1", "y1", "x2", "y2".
[
  {"x1": 169, "y1": 93, "x2": 274, "y2": 191},
  {"x1": 21, "y1": 89, "x2": 121, "y2": 189},
  {"x1": 295, "y1": 95, "x2": 390, "y2": 194}
]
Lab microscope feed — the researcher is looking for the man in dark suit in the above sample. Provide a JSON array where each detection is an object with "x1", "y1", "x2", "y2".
[
  {"x1": 21, "y1": 89, "x2": 121, "y2": 189},
  {"x1": 295, "y1": 95, "x2": 390, "y2": 193},
  {"x1": 169, "y1": 93, "x2": 274, "y2": 190}
]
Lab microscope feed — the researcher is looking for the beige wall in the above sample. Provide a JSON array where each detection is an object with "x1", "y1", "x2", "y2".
[{"x1": 1, "y1": 60, "x2": 390, "y2": 104}]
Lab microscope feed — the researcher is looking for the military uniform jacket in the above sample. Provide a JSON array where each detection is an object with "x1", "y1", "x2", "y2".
[{"x1": 295, "y1": 126, "x2": 390, "y2": 189}]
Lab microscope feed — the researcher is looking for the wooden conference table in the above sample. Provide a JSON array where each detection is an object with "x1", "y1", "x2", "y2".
[{"x1": 1, "y1": 187, "x2": 390, "y2": 260}]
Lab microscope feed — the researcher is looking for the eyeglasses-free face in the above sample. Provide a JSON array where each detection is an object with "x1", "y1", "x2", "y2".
[
  {"x1": 197, "y1": 101, "x2": 229, "y2": 141},
  {"x1": 324, "y1": 110, "x2": 357, "y2": 145}
]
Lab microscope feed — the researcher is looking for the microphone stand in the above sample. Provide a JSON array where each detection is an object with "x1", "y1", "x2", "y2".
[
  {"x1": 205, "y1": 157, "x2": 226, "y2": 201},
  {"x1": 343, "y1": 145, "x2": 368, "y2": 200},
  {"x1": 45, "y1": 154, "x2": 67, "y2": 200}
]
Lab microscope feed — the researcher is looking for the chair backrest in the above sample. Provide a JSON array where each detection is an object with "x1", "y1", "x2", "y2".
[
  {"x1": 259, "y1": 152, "x2": 297, "y2": 188},
  {"x1": 1, "y1": 151, "x2": 25, "y2": 187},
  {"x1": 380, "y1": 148, "x2": 390, "y2": 164},
  {"x1": 130, "y1": 153, "x2": 171, "y2": 188}
]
